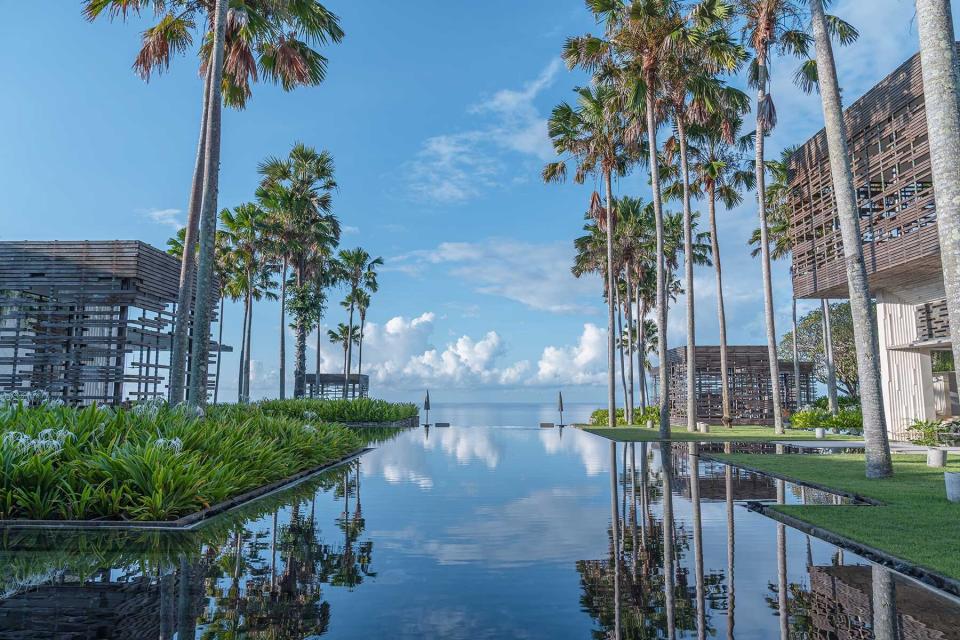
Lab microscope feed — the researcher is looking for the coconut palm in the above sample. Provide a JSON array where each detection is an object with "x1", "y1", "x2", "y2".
[
  {"x1": 355, "y1": 289, "x2": 372, "y2": 384},
  {"x1": 338, "y1": 249, "x2": 383, "y2": 399},
  {"x1": 688, "y1": 112, "x2": 754, "y2": 426},
  {"x1": 544, "y1": 82, "x2": 630, "y2": 429},
  {"x1": 328, "y1": 323, "x2": 360, "y2": 386},
  {"x1": 914, "y1": 0, "x2": 960, "y2": 385},
  {"x1": 220, "y1": 203, "x2": 276, "y2": 403},
  {"x1": 258, "y1": 143, "x2": 340, "y2": 398},
  {"x1": 736, "y1": 0, "x2": 815, "y2": 434},
  {"x1": 86, "y1": 0, "x2": 346, "y2": 404},
  {"x1": 808, "y1": 0, "x2": 892, "y2": 477}
]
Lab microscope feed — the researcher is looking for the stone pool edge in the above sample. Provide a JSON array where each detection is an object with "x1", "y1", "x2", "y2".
[
  {"x1": 703, "y1": 454, "x2": 960, "y2": 599},
  {"x1": 0, "y1": 448, "x2": 372, "y2": 532}
]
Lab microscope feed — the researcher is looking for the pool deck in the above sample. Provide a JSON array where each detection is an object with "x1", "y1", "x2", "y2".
[{"x1": 776, "y1": 440, "x2": 960, "y2": 454}]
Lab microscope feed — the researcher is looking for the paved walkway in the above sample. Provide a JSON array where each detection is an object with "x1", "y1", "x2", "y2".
[{"x1": 774, "y1": 440, "x2": 960, "y2": 453}]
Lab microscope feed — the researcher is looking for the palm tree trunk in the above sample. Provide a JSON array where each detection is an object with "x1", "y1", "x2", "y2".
[
  {"x1": 214, "y1": 296, "x2": 224, "y2": 404},
  {"x1": 604, "y1": 170, "x2": 617, "y2": 428},
  {"x1": 689, "y1": 444, "x2": 706, "y2": 640},
  {"x1": 343, "y1": 299, "x2": 356, "y2": 399},
  {"x1": 678, "y1": 118, "x2": 697, "y2": 432},
  {"x1": 293, "y1": 265, "x2": 306, "y2": 398},
  {"x1": 315, "y1": 319, "x2": 323, "y2": 398},
  {"x1": 243, "y1": 283, "x2": 253, "y2": 403},
  {"x1": 871, "y1": 565, "x2": 898, "y2": 640},
  {"x1": 617, "y1": 286, "x2": 628, "y2": 415},
  {"x1": 708, "y1": 186, "x2": 732, "y2": 427},
  {"x1": 645, "y1": 71, "x2": 670, "y2": 438},
  {"x1": 625, "y1": 267, "x2": 635, "y2": 423},
  {"x1": 358, "y1": 313, "x2": 366, "y2": 387},
  {"x1": 186, "y1": 0, "x2": 229, "y2": 405},
  {"x1": 821, "y1": 299, "x2": 839, "y2": 413},
  {"x1": 638, "y1": 294, "x2": 648, "y2": 412},
  {"x1": 792, "y1": 295, "x2": 801, "y2": 411},
  {"x1": 279, "y1": 258, "x2": 287, "y2": 400},
  {"x1": 238, "y1": 294, "x2": 249, "y2": 403},
  {"x1": 915, "y1": 0, "x2": 960, "y2": 378},
  {"x1": 811, "y1": 1, "x2": 892, "y2": 476},
  {"x1": 754, "y1": 52, "x2": 786, "y2": 434},
  {"x1": 661, "y1": 451, "x2": 676, "y2": 638},
  {"x1": 169, "y1": 66, "x2": 212, "y2": 405}
]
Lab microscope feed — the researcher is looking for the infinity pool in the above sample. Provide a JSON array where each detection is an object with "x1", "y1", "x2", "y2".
[{"x1": 1, "y1": 426, "x2": 957, "y2": 639}]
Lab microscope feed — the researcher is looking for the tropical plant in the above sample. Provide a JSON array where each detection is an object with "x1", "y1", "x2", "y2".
[
  {"x1": 544, "y1": 81, "x2": 630, "y2": 429},
  {"x1": 337, "y1": 249, "x2": 383, "y2": 398},
  {"x1": 778, "y1": 302, "x2": 860, "y2": 397},
  {"x1": 328, "y1": 323, "x2": 360, "y2": 386},
  {"x1": 257, "y1": 143, "x2": 341, "y2": 398}
]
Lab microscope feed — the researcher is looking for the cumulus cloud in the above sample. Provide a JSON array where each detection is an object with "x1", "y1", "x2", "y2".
[
  {"x1": 535, "y1": 323, "x2": 607, "y2": 385},
  {"x1": 403, "y1": 59, "x2": 562, "y2": 204},
  {"x1": 391, "y1": 238, "x2": 597, "y2": 314}
]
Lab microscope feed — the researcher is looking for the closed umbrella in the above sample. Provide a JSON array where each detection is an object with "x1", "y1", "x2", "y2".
[
  {"x1": 558, "y1": 391, "x2": 565, "y2": 427},
  {"x1": 423, "y1": 390, "x2": 431, "y2": 426}
]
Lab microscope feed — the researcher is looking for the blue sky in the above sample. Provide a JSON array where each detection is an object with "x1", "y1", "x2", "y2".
[{"x1": 1, "y1": 1, "x2": 955, "y2": 403}]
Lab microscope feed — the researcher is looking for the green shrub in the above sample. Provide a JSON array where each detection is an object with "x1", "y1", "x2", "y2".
[
  {"x1": 908, "y1": 418, "x2": 948, "y2": 446},
  {"x1": 790, "y1": 407, "x2": 829, "y2": 430},
  {"x1": 256, "y1": 398, "x2": 418, "y2": 423},
  {"x1": 825, "y1": 408, "x2": 863, "y2": 434},
  {"x1": 0, "y1": 398, "x2": 365, "y2": 522},
  {"x1": 590, "y1": 406, "x2": 660, "y2": 427},
  {"x1": 812, "y1": 395, "x2": 860, "y2": 411}
]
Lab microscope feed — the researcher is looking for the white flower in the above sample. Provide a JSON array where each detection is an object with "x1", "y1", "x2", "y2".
[
  {"x1": 303, "y1": 411, "x2": 318, "y2": 421},
  {"x1": 154, "y1": 437, "x2": 184, "y2": 454},
  {"x1": 303, "y1": 425, "x2": 317, "y2": 435}
]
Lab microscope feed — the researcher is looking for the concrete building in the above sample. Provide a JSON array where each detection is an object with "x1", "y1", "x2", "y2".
[{"x1": 787, "y1": 50, "x2": 958, "y2": 440}]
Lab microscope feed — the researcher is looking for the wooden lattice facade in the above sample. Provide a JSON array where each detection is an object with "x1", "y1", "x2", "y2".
[
  {"x1": 787, "y1": 49, "x2": 946, "y2": 300},
  {"x1": 305, "y1": 373, "x2": 369, "y2": 399},
  {"x1": 0, "y1": 241, "x2": 223, "y2": 405},
  {"x1": 653, "y1": 346, "x2": 814, "y2": 425}
]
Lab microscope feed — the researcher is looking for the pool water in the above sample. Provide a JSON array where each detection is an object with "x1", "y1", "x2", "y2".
[{"x1": 0, "y1": 426, "x2": 957, "y2": 639}]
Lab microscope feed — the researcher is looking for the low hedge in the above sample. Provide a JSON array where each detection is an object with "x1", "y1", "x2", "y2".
[
  {"x1": 590, "y1": 406, "x2": 660, "y2": 427},
  {"x1": 790, "y1": 406, "x2": 863, "y2": 435},
  {"x1": 257, "y1": 398, "x2": 418, "y2": 424},
  {"x1": 0, "y1": 397, "x2": 366, "y2": 522}
]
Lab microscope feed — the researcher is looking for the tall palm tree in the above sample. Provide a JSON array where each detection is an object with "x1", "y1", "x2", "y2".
[
  {"x1": 689, "y1": 113, "x2": 754, "y2": 426},
  {"x1": 544, "y1": 83, "x2": 629, "y2": 429},
  {"x1": 355, "y1": 289, "x2": 372, "y2": 385},
  {"x1": 914, "y1": 0, "x2": 960, "y2": 379},
  {"x1": 220, "y1": 203, "x2": 276, "y2": 403},
  {"x1": 737, "y1": 0, "x2": 814, "y2": 434},
  {"x1": 328, "y1": 323, "x2": 360, "y2": 386},
  {"x1": 86, "y1": 1, "x2": 346, "y2": 404},
  {"x1": 808, "y1": 0, "x2": 892, "y2": 477},
  {"x1": 258, "y1": 143, "x2": 340, "y2": 398},
  {"x1": 338, "y1": 249, "x2": 383, "y2": 399}
]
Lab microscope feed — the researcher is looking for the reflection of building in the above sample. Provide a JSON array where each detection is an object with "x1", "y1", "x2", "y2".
[
  {"x1": 305, "y1": 373, "x2": 369, "y2": 399},
  {"x1": 652, "y1": 346, "x2": 814, "y2": 425},
  {"x1": 786, "y1": 50, "x2": 958, "y2": 439},
  {"x1": 807, "y1": 565, "x2": 960, "y2": 639},
  {"x1": 0, "y1": 241, "x2": 226, "y2": 405}
]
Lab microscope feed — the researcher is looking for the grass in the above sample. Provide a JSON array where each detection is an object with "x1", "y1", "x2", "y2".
[
  {"x1": 0, "y1": 396, "x2": 414, "y2": 522},
  {"x1": 258, "y1": 397, "x2": 418, "y2": 423},
  {"x1": 583, "y1": 424, "x2": 855, "y2": 442},
  {"x1": 711, "y1": 452, "x2": 960, "y2": 581}
]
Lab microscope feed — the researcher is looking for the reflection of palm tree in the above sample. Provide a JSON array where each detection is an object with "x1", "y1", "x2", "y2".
[
  {"x1": 724, "y1": 448, "x2": 735, "y2": 640},
  {"x1": 777, "y1": 480, "x2": 788, "y2": 640},
  {"x1": 689, "y1": 444, "x2": 706, "y2": 640},
  {"x1": 871, "y1": 565, "x2": 898, "y2": 640}
]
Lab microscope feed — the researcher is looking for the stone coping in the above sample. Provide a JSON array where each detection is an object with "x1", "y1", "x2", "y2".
[{"x1": 0, "y1": 449, "x2": 371, "y2": 532}]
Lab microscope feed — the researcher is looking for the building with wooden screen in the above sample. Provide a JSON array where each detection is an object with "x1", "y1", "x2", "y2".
[
  {"x1": 0, "y1": 241, "x2": 225, "y2": 405},
  {"x1": 652, "y1": 346, "x2": 814, "y2": 426},
  {"x1": 786, "y1": 50, "x2": 957, "y2": 439}
]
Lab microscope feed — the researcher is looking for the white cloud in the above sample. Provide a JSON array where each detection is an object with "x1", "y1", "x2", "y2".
[
  {"x1": 342, "y1": 225, "x2": 360, "y2": 235},
  {"x1": 535, "y1": 323, "x2": 607, "y2": 385},
  {"x1": 403, "y1": 59, "x2": 562, "y2": 204},
  {"x1": 391, "y1": 238, "x2": 597, "y2": 314},
  {"x1": 142, "y1": 208, "x2": 183, "y2": 229}
]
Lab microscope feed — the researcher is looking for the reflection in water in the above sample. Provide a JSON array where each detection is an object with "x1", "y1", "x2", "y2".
[
  {"x1": 583, "y1": 441, "x2": 960, "y2": 640},
  {"x1": 1, "y1": 427, "x2": 959, "y2": 638}
]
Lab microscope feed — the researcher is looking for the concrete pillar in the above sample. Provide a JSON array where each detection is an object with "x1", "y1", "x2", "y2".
[{"x1": 876, "y1": 291, "x2": 936, "y2": 441}]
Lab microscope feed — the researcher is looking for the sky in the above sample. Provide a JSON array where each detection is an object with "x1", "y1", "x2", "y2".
[{"x1": 0, "y1": 1, "x2": 956, "y2": 404}]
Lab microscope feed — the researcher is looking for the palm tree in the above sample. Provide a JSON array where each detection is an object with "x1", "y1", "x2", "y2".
[
  {"x1": 328, "y1": 323, "x2": 360, "y2": 386},
  {"x1": 86, "y1": 1, "x2": 346, "y2": 404},
  {"x1": 808, "y1": 0, "x2": 892, "y2": 477},
  {"x1": 355, "y1": 289, "x2": 372, "y2": 385},
  {"x1": 258, "y1": 143, "x2": 340, "y2": 398},
  {"x1": 220, "y1": 203, "x2": 276, "y2": 403},
  {"x1": 544, "y1": 83, "x2": 629, "y2": 429},
  {"x1": 337, "y1": 249, "x2": 383, "y2": 399},
  {"x1": 737, "y1": 0, "x2": 815, "y2": 434},
  {"x1": 914, "y1": 0, "x2": 960, "y2": 380},
  {"x1": 689, "y1": 113, "x2": 754, "y2": 426}
]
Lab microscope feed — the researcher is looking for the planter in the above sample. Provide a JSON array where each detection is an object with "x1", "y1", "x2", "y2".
[
  {"x1": 927, "y1": 448, "x2": 948, "y2": 468},
  {"x1": 697, "y1": 422, "x2": 710, "y2": 434},
  {"x1": 946, "y1": 472, "x2": 960, "y2": 503},
  {"x1": 815, "y1": 428, "x2": 826, "y2": 439},
  {"x1": 646, "y1": 419, "x2": 654, "y2": 429}
]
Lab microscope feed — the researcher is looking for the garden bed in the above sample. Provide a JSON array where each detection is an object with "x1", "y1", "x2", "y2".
[{"x1": 0, "y1": 396, "x2": 415, "y2": 526}]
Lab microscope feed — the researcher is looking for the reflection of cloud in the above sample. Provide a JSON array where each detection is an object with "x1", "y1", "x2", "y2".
[
  {"x1": 361, "y1": 429, "x2": 433, "y2": 490},
  {"x1": 538, "y1": 428, "x2": 609, "y2": 476},
  {"x1": 373, "y1": 487, "x2": 605, "y2": 568},
  {"x1": 424, "y1": 427, "x2": 504, "y2": 468}
]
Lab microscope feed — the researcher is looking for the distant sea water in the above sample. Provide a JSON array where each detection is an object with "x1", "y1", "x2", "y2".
[{"x1": 423, "y1": 402, "x2": 597, "y2": 427}]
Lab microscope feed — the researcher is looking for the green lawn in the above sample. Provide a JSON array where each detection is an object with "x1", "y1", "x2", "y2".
[
  {"x1": 711, "y1": 452, "x2": 960, "y2": 581},
  {"x1": 582, "y1": 424, "x2": 855, "y2": 443}
]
